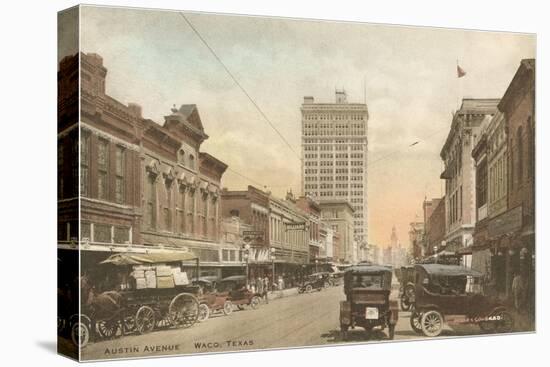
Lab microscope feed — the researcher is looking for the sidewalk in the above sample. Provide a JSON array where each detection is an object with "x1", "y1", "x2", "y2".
[{"x1": 267, "y1": 287, "x2": 299, "y2": 301}]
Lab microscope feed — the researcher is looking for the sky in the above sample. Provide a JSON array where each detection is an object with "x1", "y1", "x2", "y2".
[{"x1": 76, "y1": 5, "x2": 535, "y2": 248}]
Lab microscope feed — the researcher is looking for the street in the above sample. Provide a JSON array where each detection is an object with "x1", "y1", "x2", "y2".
[{"x1": 82, "y1": 285, "x2": 486, "y2": 360}]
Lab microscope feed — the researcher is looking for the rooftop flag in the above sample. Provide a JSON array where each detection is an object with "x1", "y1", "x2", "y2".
[{"x1": 457, "y1": 64, "x2": 467, "y2": 78}]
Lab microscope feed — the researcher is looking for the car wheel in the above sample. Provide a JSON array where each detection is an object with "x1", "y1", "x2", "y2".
[
  {"x1": 305, "y1": 284, "x2": 313, "y2": 293},
  {"x1": 421, "y1": 310, "x2": 443, "y2": 337},
  {"x1": 250, "y1": 296, "x2": 260, "y2": 309},
  {"x1": 410, "y1": 310, "x2": 423, "y2": 334},
  {"x1": 223, "y1": 300, "x2": 233, "y2": 316},
  {"x1": 492, "y1": 310, "x2": 514, "y2": 333},
  {"x1": 197, "y1": 303, "x2": 210, "y2": 322}
]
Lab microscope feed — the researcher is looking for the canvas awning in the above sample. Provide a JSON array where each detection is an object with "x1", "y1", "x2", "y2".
[{"x1": 100, "y1": 251, "x2": 197, "y2": 266}]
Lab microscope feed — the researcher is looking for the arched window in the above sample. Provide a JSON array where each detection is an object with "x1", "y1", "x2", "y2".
[{"x1": 178, "y1": 149, "x2": 185, "y2": 164}]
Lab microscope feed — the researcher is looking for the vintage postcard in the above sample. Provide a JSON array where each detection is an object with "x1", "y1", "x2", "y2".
[{"x1": 57, "y1": 4, "x2": 536, "y2": 362}]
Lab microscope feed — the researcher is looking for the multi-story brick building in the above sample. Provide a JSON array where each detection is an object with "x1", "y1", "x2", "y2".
[
  {"x1": 424, "y1": 197, "x2": 445, "y2": 257},
  {"x1": 440, "y1": 98, "x2": 500, "y2": 266},
  {"x1": 59, "y1": 52, "x2": 233, "y2": 279},
  {"x1": 221, "y1": 186, "x2": 310, "y2": 281},
  {"x1": 497, "y1": 59, "x2": 535, "y2": 304},
  {"x1": 301, "y1": 90, "x2": 369, "y2": 245}
]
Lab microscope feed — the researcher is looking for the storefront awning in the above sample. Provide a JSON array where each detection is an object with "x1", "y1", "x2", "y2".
[{"x1": 100, "y1": 251, "x2": 197, "y2": 266}]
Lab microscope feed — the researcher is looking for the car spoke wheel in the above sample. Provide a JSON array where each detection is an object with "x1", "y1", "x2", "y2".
[
  {"x1": 305, "y1": 285, "x2": 313, "y2": 293},
  {"x1": 197, "y1": 304, "x2": 210, "y2": 322},
  {"x1": 250, "y1": 296, "x2": 260, "y2": 309},
  {"x1": 71, "y1": 321, "x2": 90, "y2": 348},
  {"x1": 223, "y1": 300, "x2": 233, "y2": 315},
  {"x1": 410, "y1": 311, "x2": 423, "y2": 334},
  {"x1": 421, "y1": 310, "x2": 443, "y2": 337},
  {"x1": 135, "y1": 306, "x2": 156, "y2": 334}
]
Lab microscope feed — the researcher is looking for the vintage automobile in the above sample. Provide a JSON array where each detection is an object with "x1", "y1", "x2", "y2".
[
  {"x1": 192, "y1": 278, "x2": 233, "y2": 322},
  {"x1": 410, "y1": 264, "x2": 515, "y2": 337},
  {"x1": 298, "y1": 272, "x2": 331, "y2": 293},
  {"x1": 217, "y1": 275, "x2": 262, "y2": 310},
  {"x1": 396, "y1": 265, "x2": 416, "y2": 311},
  {"x1": 339, "y1": 265, "x2": 399, "y2": 340}
]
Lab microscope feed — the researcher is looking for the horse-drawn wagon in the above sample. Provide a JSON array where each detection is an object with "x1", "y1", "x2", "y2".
[{"x1": 70, "y1": 251, "x2": 202, "y2": 347}]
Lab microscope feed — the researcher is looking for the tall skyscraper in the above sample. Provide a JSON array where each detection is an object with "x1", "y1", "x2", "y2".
[{"x1": 301, "y1": 89, "x2": 369, "y2": 247}]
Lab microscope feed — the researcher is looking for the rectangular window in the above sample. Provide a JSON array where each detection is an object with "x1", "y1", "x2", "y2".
[
  {"x1": 115, "y1": 146, "x2": 125, "y2": 204},
  {"x1": 94, "y1": 224, "x2": 112, "y2": 243},
  {"x1": 81, "y1": 222, "x2": 91, "y2": 241},
  {"x1": 80, "y1": 133, "x2": 89, "y2": 197},
  {"x1": 98, "y1": 139, "x2": 109, "y2": 200},
  {"x1": 114, "y1": 226, "x2": 130, "y2": 244},
  {"x1": 146, "y1": 176, "x2": 156, "y2": 229},
  {"x1": 164, "y1": 184, "x2": 172, "y2": 230}
]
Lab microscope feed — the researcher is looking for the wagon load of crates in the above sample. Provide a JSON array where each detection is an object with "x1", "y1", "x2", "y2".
[{"x1": 130, "y1": 264, "x2": 189, "y2": 289}]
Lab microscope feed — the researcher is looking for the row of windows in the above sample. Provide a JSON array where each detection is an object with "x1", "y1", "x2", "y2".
[
  {"x1": 303, "y1": 138, "x2": 365, "y2": 144},
  {"x1": 303, "y1": 114, "x2": 365, "y2": 121},
  {"x1": 304, "y1": 130, "x2": 366, "y2": 137},
  {"x1": 80, "y1": 134, "x2": 126, "y2": 204},
  {"x1": 489, "y1": 153, "x2": 507, "y2": 204},
  {"x1": 448, "y1": 186, "x2": 463, "y2": 225}
]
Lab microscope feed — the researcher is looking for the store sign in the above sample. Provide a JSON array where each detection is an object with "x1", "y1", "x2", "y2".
[
  {"x1": 488, "y1": 206, "x2": 522, "y2": 238},
  {"x1": 285, "y1": 222, "x2": 307, "y2": 231},
  {"x1": 242, "y1": 230, "x2": 264, "y2": 244}
]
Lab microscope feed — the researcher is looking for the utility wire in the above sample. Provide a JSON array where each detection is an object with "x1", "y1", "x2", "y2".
[{"x1": 178, "y1": 12, "x2": 301, "y2": 161}]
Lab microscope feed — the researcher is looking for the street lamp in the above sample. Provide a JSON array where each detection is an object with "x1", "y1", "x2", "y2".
[
  {"x1": 243, "y1": 243, "x2": 251, "y2": 288},
  {"x1": 433, "y1": 245, "x2": 438, "y2": 264},
  {"x1": 315, "y1": 258, "x2": 319, "y2": 273}
]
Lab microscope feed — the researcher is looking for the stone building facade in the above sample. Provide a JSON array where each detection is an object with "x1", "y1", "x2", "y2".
[
  {"x1": 301, "y1": 90, "x2": 369, "y2": 245},
  {"x1": 318, "y1": 200, "x2": 355, "y2": 263},
  {"x1": 439, "y1": 98, "x2": 500, "y2": 266}
]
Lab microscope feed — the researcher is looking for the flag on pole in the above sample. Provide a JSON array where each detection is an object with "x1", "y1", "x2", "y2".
[{"x1": 457, "y1": 64, "x2": 466, "y2": 78}]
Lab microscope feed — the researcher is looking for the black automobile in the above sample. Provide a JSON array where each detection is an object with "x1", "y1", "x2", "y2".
[
  {"x1": 340, "y1": 265, "x2": 399, "y2": 340},
  {"x1": 298, "y1": 272, "x2": 331, "y2": 293}
]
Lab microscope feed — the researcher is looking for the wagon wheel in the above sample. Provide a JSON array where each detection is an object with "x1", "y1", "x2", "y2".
[
  {"x1": 197, "y1": 303, "x2": 210, "y2": 322},
  {"x1": 250, "y1": 296, "x2": 261, "y2": 310},
  {"x1": 97, "y1": 318, "x2": 120, "y2": 339},
  {"x1": 400, "y1": 295, "x2": 411, "y2": 311},
  {"x1": 305, "y1": 284, "x2": 313, "y2": 293},
  {"x1": 223, "y1": 300, "x2": 233, "y2": 315},
  {"x1": 410, "y1": 310, "x2": 423, "y2": 334},
  {"x1": 71, "y1": 320, "x2": 90, "y2": 348},
  {"x1": 421, "y1": 310, "x2": 443, "y2": 337},
  {"x1": 169, "y1": 293, "x2": 199, "y2": 328},
  {"x1": 135, "y1": 306, "x2": 156, "y2": 334},
  {"x1": 492, "y1": 310, "x2": 514, "y2": 333}
]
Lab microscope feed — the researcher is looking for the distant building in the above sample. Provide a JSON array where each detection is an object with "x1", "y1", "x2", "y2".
[
  {"x1": 424, "y1": 197, "x2": 446, "y2": 257},
  {"x1": 318, "y1": 200, "x2": 355, "y2": 263},
  {"x1": 409, "y1": 222, "x2": 424, "y2": 260},
  {"x1": 301, "y1": 90, "x2": 369, "y2": 247}
]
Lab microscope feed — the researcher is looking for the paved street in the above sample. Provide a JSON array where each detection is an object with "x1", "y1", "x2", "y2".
[{"x1": 82, "y1": 285, "x2": 487, "y2": 360}]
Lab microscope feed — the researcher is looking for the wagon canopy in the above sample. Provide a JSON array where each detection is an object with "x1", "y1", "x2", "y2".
[
  {"x1": 416, "y1": 264, "x2": 482, "y2": 277},
  {"x1": 100, "y1": 251, "x2": 198, "y2": 266}
]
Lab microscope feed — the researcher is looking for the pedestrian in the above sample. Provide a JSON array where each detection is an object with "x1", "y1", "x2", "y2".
[
  {"x1": 256, "y1": 276, "x2": 264, "y2": 296},
  {"x1": 277, "y1": 275, "x2": 284, "y2": 291},
  {"x1": 511, "y1": 272, "x2": 526, "y2": 311},
  {"x1": 263, "y1": 276, "x2": 269, "y2": 304}
]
